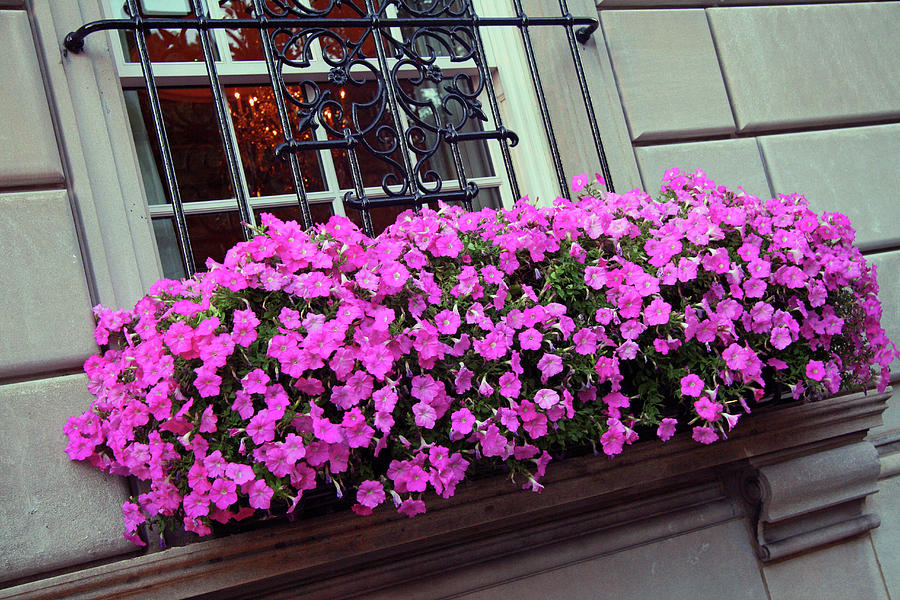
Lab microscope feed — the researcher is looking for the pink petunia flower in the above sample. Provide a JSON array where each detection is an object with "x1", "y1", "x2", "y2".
[
  {"x1": 434, "y1": 309, "x2": 461, "y2": 335},
  {"x1": 357, "y1": 480, "x2": 386, "y2": 509},
  {"x1": 450, "y1": 407, "x2": 476, "y2": 436},
  {"x1": 518, "y1": 327, "x2": 543, "y2": 351},
  {"x1": 534, "y1": 389, "x2": 560, "y2": 410},
  {"x1": 398, "y1": 499, "x2": 426, "y2": 518},
  {"x1": 570, "y1": 173, "x2": 590, "y2": 193},
  {"x1": 657, "y1": 418, "x2": 677, "y2": 442},
  {"x1": 413, "y1": 402, "x2": 437, "y2": 429},
  {"x1": 680, "y1": 374, "x2": 704, "y2": 397},
  {"x1": 693, "y1": 397, "x2": 723, "y2": 421},
  {"x1": 536, "y1": 353, "x2": 563, "y2": 379},
  {"x1": 692, "y1": 426, "x2": 719, "y2": 445},
  {"x1": 246, "y1": 479, "x2": 274, "y2": 510},
  {"x1": 643, "y1": 297, "x2": 672, "y2": 326},
  {"x1": 805, "y1": 359, "x2": 826, "y2": 381}
]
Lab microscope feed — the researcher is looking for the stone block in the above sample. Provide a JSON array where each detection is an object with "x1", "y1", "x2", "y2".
[
  {"x1": 0, "y1": 374, "x2": 135, "y2": 583},
  {"x1": 758, "y1": 124, "x2": 900, "y2": 251},
  {"x1": 455, "y1": 519, "x2": 767, "y2": 600},
  {"x1": 708, "y1": 4, "x2": 900, "y2": 132},
  {"x1": 0, "y1": 190, "x2": 97, "y2": 378},
  {"x1": 635, "y1": 138, "x2": 772, "y2": 198},
  {"x1": 870, "y1": 474, "x2": 900, "y2": 599},
  {"x1": 763, "y1": 534, "x2": 888, "y2": 600},
  {"x1": 0, "y1": 10, "x2": 63, "y2": 188},
  {"x1": 601, "y1": 10, "x2": 734, "y2": 142}
]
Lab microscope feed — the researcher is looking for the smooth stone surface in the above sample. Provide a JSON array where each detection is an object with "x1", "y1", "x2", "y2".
[
  {"x1": 601, "y1": 10, "x2": 734, "y2": 142},
  {"x1": 0, "y1": 10, "x2": 63, "y2": 188},
  {"x1": 762, "y1": 534, "x2": 888, "y2": 600},
  {"x1": 599, "y1": 0, "x2": 715, "y2": 6},
  {"x1": 455, "y1": 519, "x2": 768, "y2": 600},
  {"x1": 636, "y1": 137, "x2": 772, "y2": 198},
  {"x1": 708, "y1": 3, "x2": 900, "y2": 132},
  {"x1": 870, "y1": 474, "x2": 900, "y2": 599},
  {"x1": 0, "y1": 374, "x2": 135, "y2": 583},
  {"x1": 0, "y1": 190, "x2": 97, "y2": 378},
  {"x1": 758, "y1": 124, "x2": 900, "y2": 251}
]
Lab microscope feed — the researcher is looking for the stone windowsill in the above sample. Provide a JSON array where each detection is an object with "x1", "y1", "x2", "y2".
[{"x1": 0, "y1": 388, "x2": 889, "y2": 600}]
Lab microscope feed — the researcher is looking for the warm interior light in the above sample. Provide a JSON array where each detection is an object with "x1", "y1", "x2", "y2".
[
  {"x1": 234, "y1": 92, "x2": 240, "y2": 99},
  {"x1": 340, "y1": 89, "x2": 346, "y2": 99}
]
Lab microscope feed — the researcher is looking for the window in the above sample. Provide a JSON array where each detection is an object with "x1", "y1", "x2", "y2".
[{"x1": 107, "y1": 0, "x2": 512, "y2": 279}]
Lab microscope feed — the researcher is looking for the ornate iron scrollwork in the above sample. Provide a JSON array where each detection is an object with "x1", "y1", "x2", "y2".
[
  {"x1": 64, "y1": 0, "x2": 605, "y2": 255},
  {"x1": 267, "y1": 0, "x2": 513, "y2": 219}
]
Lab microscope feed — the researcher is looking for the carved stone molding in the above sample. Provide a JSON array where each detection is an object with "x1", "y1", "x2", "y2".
[
  {"x1": 743, "y1": 441, "x2": 882, "y2": 562},
  {"x1": 1, "y1": 389, "x2": 890, "y2": 599}
]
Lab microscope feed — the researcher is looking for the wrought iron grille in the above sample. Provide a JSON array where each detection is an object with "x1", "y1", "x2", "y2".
[{"x1": 65, "y1": 0, "x2": 613, "y2": 276}]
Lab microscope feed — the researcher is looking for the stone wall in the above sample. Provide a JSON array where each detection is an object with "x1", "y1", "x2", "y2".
[
  {"x1": 533, "y1": 0, "x2": 900, "y2": 596},
  {"x1": 0, "y1": 1, "x2": 137, "y2": 585}
]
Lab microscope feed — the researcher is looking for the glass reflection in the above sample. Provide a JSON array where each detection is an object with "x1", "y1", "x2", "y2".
[
  {"x1": 222, "y1": 1, "x2": 265, "y2": 61},
  {"x1": 397, "y1": 0, "x2": 470, "y2": 59},
  {"x1": 226, "y1": 85, "x2": 326, "y2": 197},
  {"x1": 405, "y1": 80, "x2": 494, "y2": 184},
  {"x1": 129, "y1": 88, "x2": 234, "y2": 203},
  {"x1": 118, "y1": 1, "x2": 207, "y2": 64},
  {"x1": 310, "y1": 0, "x2": 377, "y2": 62}
]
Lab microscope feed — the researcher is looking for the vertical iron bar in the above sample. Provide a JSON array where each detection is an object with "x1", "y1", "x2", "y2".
[
  {"x1": 436, "y1": 90, "x2": 471, "y2": 211},
  {"x1": 124, "y1": 0, "x2": 196, "y2": 275},
  {"x1": 345, "y1": 132, "x2": 374, "y2": 236},
  {"x1": 467, "y1": 4, "x2": 520, "y2": 201},
  {"x1": 366, "y1": 0, "x2": 419, "y2": 208},
  {"x1": 450, "y1": 138, "x2": 473, "y2": 211},
  {"x1": 511, "y1": 0, "x2": 568, "y2": 198},
  {"x1": 558, "y1": 0, "x2": 613, "y2": 193},
  {"x1": 251, "y1": 0, "x2": 314, "y2": 230},
  {"x1": 191, "y1": 0, "x2": 254, "y2": 238}
]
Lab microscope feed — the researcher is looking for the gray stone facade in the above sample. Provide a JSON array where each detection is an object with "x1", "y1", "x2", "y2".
[{"x1": 0, "y1": 0, "x2": 898, "y2": 597}]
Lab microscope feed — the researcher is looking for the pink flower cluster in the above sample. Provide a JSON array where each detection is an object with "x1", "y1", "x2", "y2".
[{"x1": 65, "y1": 169, "x2": 897, "y2": 545}]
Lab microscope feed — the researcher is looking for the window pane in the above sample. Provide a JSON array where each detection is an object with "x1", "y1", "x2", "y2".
[
  {"x1": 186, "y1": 211, "x2": 247, "y2": 269},
  {"x1": 226, "y1": 0, "x2": 376, "y2": 62},
  {"x1": 222, "y1": 1, "x2": 286, "y2": 61},
  {"x1": 149, "y1": 213, "x2": 249, "y2": 276},
  {"x1": 254, "y1": 203, "x2": 334, "y2": 227},
  {"x1": 221, "y1": 1, "x2": 263, "y2": 61},
  {"x1": 473, "y1": 186, "x2": 502, "y2": 211},
  {"x1": 226, "y1": 85, "x2": 326, "y2": 197},
  {"x1": 152, "y1": 218, "x2": 188, "y2": 280},
  {"x1": 403, "y1": 79, "x2": 494, "y2": 184},
  {"x1": 125, "y1": 91, "x2": 168, "y2": 205},
  {"x1": 310, "y1": 0, "x2": 377, "y2": 61},
  {"x1": 128, "y1": 88, "x2": 234, "y2": 203},
  {"x1": 119, "y1": 3, "x2": 209, "y2": 63},
  {"x1": 302, "y1": 79, "x2": 407, "y2": 192},
  {"x1": 396, "y1": 0, "x2": 471, "y2": 59}
]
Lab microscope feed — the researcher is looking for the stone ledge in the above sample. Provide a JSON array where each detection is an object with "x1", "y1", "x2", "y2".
[{"x1": 0, "y1": 388, "x2": 889, "y2": 600}]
